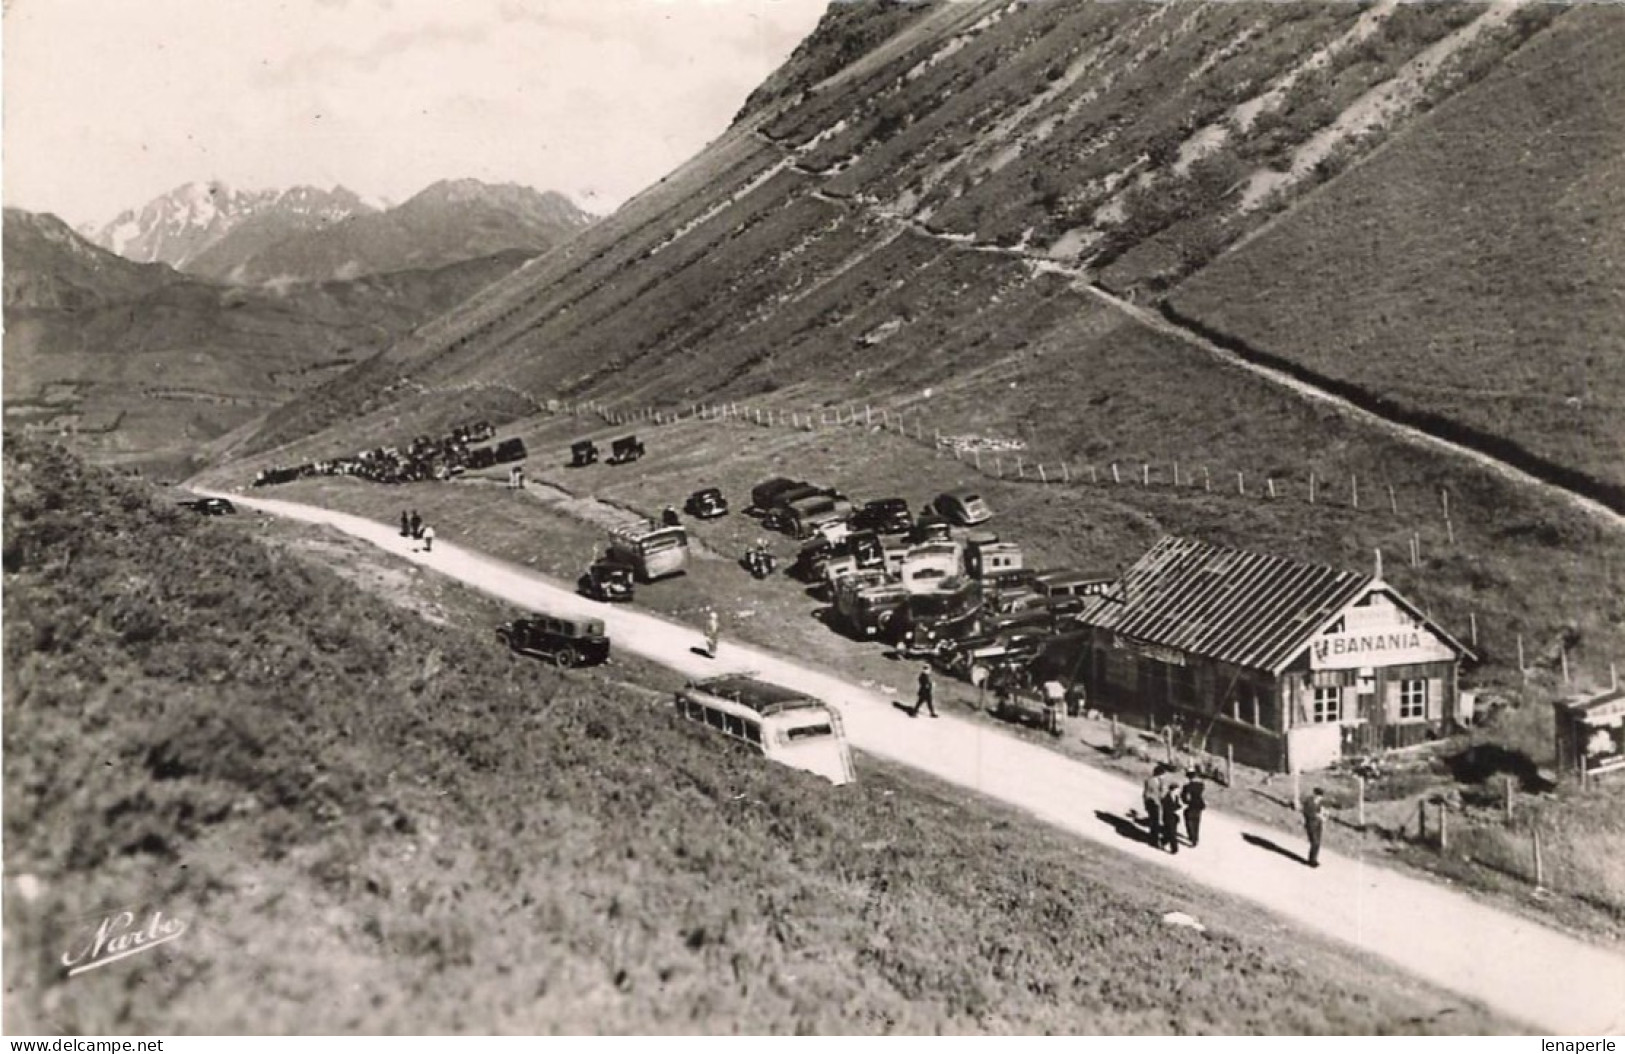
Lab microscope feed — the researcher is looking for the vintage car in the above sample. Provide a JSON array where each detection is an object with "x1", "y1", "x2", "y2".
[
  {"x1": 908, "y1": 513, "x2": 955, "y2": 545},
  {"x1": 930, "y1": 488, "x2": 994, "y2": 526},
  {"x1": 493, "y1": 437, "x2": 529, "y2": 464},
  {"x1": 179, "y1": 498, "x2": 238, "y2": 516},
  {"x1": 569, "y1": 439, "x2": 600, "y2": 467},
  {"x1": 578, "y1": 559, "x2": 635, "y2": 603},
  {"x1": 496, "y1": 612, "x2": 611, "y2": 668},
  {"x1": 684, "y1": 487, "x2": 729, "y2": 519},
  {"x1": 749, "y1": 476, "x2": 803, "y2": 514},
  {"x1": 607, "y1": 435, "x2": 646, "y2": 464},
  {"x1": 849, "y1": 497, "x2": 913, "y2": 535}
]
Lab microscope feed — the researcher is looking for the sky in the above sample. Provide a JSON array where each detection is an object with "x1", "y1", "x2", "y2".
[{"x1": 1, "y1": 0, "x2": 829, "y2": 228}]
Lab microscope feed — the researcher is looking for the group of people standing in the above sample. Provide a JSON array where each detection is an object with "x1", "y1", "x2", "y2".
[
  {"x1": 1142, "y1": 763, "x2": 1207, "y2": 854},
  {"x1": 399, "y1": 509, "x2": 435, "y2": 552}
]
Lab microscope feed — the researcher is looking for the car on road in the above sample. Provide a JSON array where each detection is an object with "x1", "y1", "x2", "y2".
[
  {"x1": 930, "y1": 488, "x2": 993, "y2": 526},
  {"x1": 497, "y1": 612, "x2": 611, "y2": 668},
  {"x1": 578, "y1": 559, "x2": 635, "y2": 603},
  {"x1": 850, "y1": 497, "x2": 913, "y2": 535},
  {"x1": 684, "y1": 487, "x2": 729, "y2": 519},
  {"x1": 179, "y1": 498, "x2": 237, "y2": 516}
]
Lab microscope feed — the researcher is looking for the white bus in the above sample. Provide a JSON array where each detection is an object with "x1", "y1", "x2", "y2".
[
  {"x1": 607, "y1": 521, "x2": 689, "y2": 581},
  {"x1": 674, "y1": 676, "x2": 855, "y2": 786}
]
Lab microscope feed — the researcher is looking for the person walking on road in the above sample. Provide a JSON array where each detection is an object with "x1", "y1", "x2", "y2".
[
  {"x1": 1303, "y1": 786, "x2": 1326, "y2": 868},
  {"x1": 400, "y1": 510, "x2": 411, "y2": 538},
  {"x1": 1142, "y1": 765, "x2": 1167, "y2": 840},
  {"x1": 1160, "y1": 781, "x2": 1185, "y2": 854},
  {"x1": 409, "y1": 510, "x2": 422, "y2": 539},
  {"x1": 421, "y1": 524, "x2": 435, "y2": 553},
  {"x1": 911, "y1": 665, "x2": 938, "y2": 718},
  {"x1": 704, "y1": 608, "x2": 720, "y2": 658},
  {"x1": 1181, "y1": 769, "x2": 1208, "y2": 848}
]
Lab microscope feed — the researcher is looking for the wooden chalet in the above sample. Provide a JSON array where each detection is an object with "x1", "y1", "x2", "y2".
[{"x1": 1062, "y1": 536, "x2": 1474, "y2": 772}]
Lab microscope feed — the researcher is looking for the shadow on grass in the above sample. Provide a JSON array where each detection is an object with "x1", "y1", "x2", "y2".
[
  {"x1": 1242, "y1": 832, "x2": 1311, "y2": 866},
  {"x1": 1095, "y1": 810, "x2": 1161, "y2": 848}
]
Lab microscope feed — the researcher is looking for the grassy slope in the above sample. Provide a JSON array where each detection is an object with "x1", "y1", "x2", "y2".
[
  {"x1": 3, "y1": 440, "x2": 1513, "y2": 1034},
  {"x1": 1169, "y1": 7, "x2": 1625, "y2": 498}
]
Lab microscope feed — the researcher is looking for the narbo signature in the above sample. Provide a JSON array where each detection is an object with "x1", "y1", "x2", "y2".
[{"x1": 61, "y1": 908, "x2": 189, "y2": 977}]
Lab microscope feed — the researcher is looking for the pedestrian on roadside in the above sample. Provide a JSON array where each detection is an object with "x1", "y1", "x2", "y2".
[
  {"x1": 1181, "y1": 768, "x2": 1208, "y2": 848},
  {"x1": 704, "y1": 608, "x2": 720, "y2": 658},
  {"x1": 1161, "y1": 780, "x2": 1185, "y2": 854},
  {"x1": 1142, "y1": 764, "x2": 1167, "y2": 839},
  {"x1": 911, "y1": 664, "x2": 937, "y2": 718},
  {"x1": 400, "y1": 510, "x2": 411, "y2": 537},
  {"x1": 421, "y1": 524, "x2": 435, "y2": 553},
  {"x1": 1303, "y1": 786, "x2": 1326, "y2": 868},
  {"x1": 409, "y1": 510, "x2": 422, "y2": 539}
]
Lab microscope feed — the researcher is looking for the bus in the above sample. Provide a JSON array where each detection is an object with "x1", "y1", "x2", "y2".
[
  {"x1": 607, "y1": 521, "x2": 689, "y2": 581},
  {"x1": 674, "y1": 676, "x2": 855, "y2": 786}
]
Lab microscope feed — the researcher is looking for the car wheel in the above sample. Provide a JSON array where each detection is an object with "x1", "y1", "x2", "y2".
[{"x1": 554, "y1": 647, "x2": 578, "y2": 669}]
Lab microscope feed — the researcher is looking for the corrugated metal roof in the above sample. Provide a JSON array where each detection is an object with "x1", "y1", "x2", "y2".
[{"x1": 1076, "y1": 536, "x2": 1374, "y2": 673}]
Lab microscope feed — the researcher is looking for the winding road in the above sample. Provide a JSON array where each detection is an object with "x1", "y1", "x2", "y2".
[{"x1": 218, "y1": 490, "x2": 1625, "y2": 1035}]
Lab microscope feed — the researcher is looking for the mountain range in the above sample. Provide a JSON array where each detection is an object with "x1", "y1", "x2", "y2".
[{"x1": 87, "y1": 178, "x2": 594, "y2": 286}]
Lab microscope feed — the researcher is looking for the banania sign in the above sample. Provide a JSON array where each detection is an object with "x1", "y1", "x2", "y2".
[{"x1": 1310, "y1": 626, "x2": 1453, "y2": 670}]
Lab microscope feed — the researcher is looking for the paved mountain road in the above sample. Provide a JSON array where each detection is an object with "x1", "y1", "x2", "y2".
[{"x1": 222, "y1": 493, "x2": 1625, "y2": 1035}]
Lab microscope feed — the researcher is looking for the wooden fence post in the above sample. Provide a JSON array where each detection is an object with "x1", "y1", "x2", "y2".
[
  {"x1": 1517, "y1": 635, "x2": 1526, "y2": 675},
  {"x1": 974, "y1": 449, "x2": 981, "y2": 471},
  {"x1": 1446, "y1": 518, "x2": 1455, "y2": 546},
  {"x1": 1237, "y1": 471, "x2": 1245, "y2": 496},
  {"x1": 1090, "y1": 465, "x2": 1098, "y2": 484},
  {"x1": 1267, "y1": 478, "x2": 1276, "y2": 499},
  {"x1": 1351, "y1": 474, "x2": 1359, "y2": 509},
  {"x1": 1469, "y1": 611, "x2": 1478, "y2": 649},
  {"x1": 1203, "y1": 467, "x2": 1211, "y2": 492},
  {"x1": 1143, "y1": 463, "x2": 1150, "y2": 486},
  {"x1": 1039, "y1": 464, "x2": 1047, "y2": 485},
  {"x1": 1439, "y1": 802, "x2": 1449, "y2": 852},
  {"x1": 1561, "y1": 647, "x2": 1570, "y2": 685},
  {"x1": 1309, "y1": 472, "x2": 1316, "y2": 504},
  {"x1": 1226, "y1": 744, "x2": 1234, "y2": 787},
  {"x1": 1388, "y1": 484, "x2": 1398, "y2": 516},
  {"x1": 1417, "y1": 799, "x2": 1428, "y2": 842},
  {"x1": 995, "y1": 456, "x2": 1002, "y2": 477},
  {"x1": 1533, "y1": 827, "x2": 1545, "y2": 890},
  {"x1": 866, "y1": 405, "x2": 873, "y2": 427},
  {"x1": 1357, "y1": 775, "x2": 1366, "y2": 829},
  {"x1": 1062, "y1": 463, "x2": 1070, "y2": 483},
  {"x1": 1173, "y1": 462, "x2": 1180, "y2": 487},
  {"x1": 1442, "y1": 488, "x2": 1451, "y2": 520},
  {"x1": 1017, "y1": 456, "x2": 1024, "y2": 478},
  {"x1": 1111, "y1": 463, "x2": 1120, "y2": 484}
]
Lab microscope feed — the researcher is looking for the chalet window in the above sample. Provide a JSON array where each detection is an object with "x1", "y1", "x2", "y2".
[
  {"x1": 1311, "y1": 687, "x2": 1341, "y2": 724},
  {"x1": 1399, "y1": 679, "x2": 1428, "y2": 721}
]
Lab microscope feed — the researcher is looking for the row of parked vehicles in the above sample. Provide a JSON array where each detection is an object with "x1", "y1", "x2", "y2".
[{"x1": 740, "y1": 474, "x2": 1113, "y2": 730}]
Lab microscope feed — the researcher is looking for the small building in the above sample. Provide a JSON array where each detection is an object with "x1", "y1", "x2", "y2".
[
  {"x1": 1065, "y1": 536, "x2": 1474, "y2": 772},
  {"x1": 1554, "y1": 688, "x2": 1625, "y2": 784}
]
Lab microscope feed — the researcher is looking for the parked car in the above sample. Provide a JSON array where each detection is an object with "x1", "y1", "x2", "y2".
[
  {"x1": 497, "y1": 612, "x2": 611, "y2": 668},
  {"x1": 493, "y1": 438, "x2": 529, "y2": 464},
  {"x1": 909, "y1": 512, "x2": 954, "y2": 545},
  {"x1": 179, "y1": 498, "x2": 237, "y2": 516},
  {"x1": 608, "y1": 435, "x2": 645, "y2": 464},
  {"x1": 569, "y1": 439, "x2": 599, "y2": 467},
  {"x1": 749, "y1": 477, "x2": 803, "y2": 514},
  {"x1": 850, "y1": 497, "x2": 913, "y2": 535},
  {"x1": 684, "y1": 487, "x2": 729, "y2": 519},
  {"x1": 931, "y1": 488, "x2": 993, "y2": 526},
  {"x1": 578, "y1": 560, "x2": 635, "y2": 603}
]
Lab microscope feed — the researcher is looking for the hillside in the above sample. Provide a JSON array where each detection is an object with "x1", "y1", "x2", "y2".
[
  {"x1": 1168, "y1": 8, "x2": 1625, "y2": 501},
  {"x1": 185, "y1": 180, "x2": 595, "y2": 285},
  {"x1": 1, "y1": 440, "x2": 1506, "y2": 1033},
  {"x1": 4, "y1": 209, "x2": 536, "y2": 471},
  {"x1": 3, "y1": 208, "x2": 179, "y2": 309},
  {"x1": 221, "y1": 0, "x2": 1625, "y2": 684}
]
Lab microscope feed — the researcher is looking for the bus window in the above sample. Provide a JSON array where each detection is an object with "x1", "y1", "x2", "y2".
[
  {"x1": 725, "y1": 714, "x2": 744, "y2": 738},
  {"x1": 706, "y1": 707, "x2": 725, "y2": 730},
  {"x1": 745, "y1": 724, "x2": 761, "y2": 745}
]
